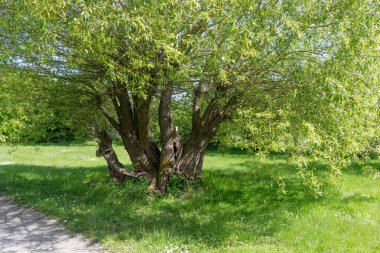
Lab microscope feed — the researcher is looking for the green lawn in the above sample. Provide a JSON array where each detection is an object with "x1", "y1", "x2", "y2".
[{"x1": 0, "y1": 144, "x2": 379, "y2": 252}]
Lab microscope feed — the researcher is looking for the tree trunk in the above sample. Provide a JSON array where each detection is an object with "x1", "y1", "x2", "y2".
[
  {"x1": 96, "y1": 128, "x2": 211, "y2": 192},
  {"x1": 151, "y1": 136, "x2": 209, "y2": 193},
  {"x1": 175, "y1": 135, "x2": 210, "y2": 178},
  {"x1": 153, "y1": 84, "x2": 182, "y2": 193},
  {"x1": 96, "y1": 78, "x2": 234, "y2": 193},
  {"x1": 120, "y1": 133, "x2": 160, "y2": 180},
  {"x1": 95, "y1": 129, "x2": 147, "y2": 183}
]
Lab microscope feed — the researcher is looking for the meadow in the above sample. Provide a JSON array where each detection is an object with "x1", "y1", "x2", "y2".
[{"x1": 0, "y1": 144, "x2": 379, "y2": 252}]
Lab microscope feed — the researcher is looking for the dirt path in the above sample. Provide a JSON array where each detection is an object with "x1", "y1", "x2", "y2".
[{"x1": 0, "y1": 195, "x2": 105, "y2": 253}]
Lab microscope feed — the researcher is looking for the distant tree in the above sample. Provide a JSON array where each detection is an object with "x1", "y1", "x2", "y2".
[
  {"x1": 0, "y1": 67, "x2": 86, "y2": 143},
  {"x1": 1, "y1": 0, "x2": 379, "y2": 192}
]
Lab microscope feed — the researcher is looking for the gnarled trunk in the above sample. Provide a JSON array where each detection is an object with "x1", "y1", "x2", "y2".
[
  {"x1": 96, "y1": 78, "x2": 235, "y2": 193},
  {"x1": 95, "y1": 126, "x2": 213, "y2": 193},
  {"x1": 175, "y1": 134, "x2": 211, "y2": 178},
  {"x1": 95, "y1": 130, "x2": 147, "y2": 183}
]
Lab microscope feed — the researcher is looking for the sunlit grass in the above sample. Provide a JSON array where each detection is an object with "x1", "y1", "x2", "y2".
[{"x1": 0, "y1": 145, "x2": 379, "y2": 252}]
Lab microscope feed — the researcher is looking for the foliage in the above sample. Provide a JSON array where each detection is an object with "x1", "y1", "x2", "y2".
[
  {"x1": 218, "y1": 60, "x2": 380, "y2": 189},
  {"x1": 0, "y1": 145, "x2": 379, "y2": 252},
  {"x1": 1, "y1": 0, "x2": 379, "y2": 187},
  {"x1": 0, "y1": 67, "x2": 86, "y2": 143}
]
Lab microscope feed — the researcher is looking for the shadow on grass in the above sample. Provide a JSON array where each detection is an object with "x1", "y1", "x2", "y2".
[
  {"x1": 338, "y1": 161, "x2": 380, "y2": 178},
  {"x1": 0, "y1": 160, "x2": 376, "y2": 248}
]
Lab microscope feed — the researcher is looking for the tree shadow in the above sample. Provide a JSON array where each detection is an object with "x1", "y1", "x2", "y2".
[
  {"x1": 339, "y1": 160, "x2": 380, "y2": 177},
  {"x1": 0, "y1": 160, "x2": 376, "y2": 248}
]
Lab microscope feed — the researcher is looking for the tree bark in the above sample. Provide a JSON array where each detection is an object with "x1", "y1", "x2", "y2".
[
  {"x1": 175, "y1": 130, "x2": 214, "y2": 178},
  {"x1": 96, "y1": 79, "x2": 236, "y2": 193},
  {"x1": 154, "y1": 84, "x2": 182, "y2": 192},
  {"x1": 103, "y1": 81, "x2": 161, "y2": 180},
  {"x1": 95, "y1": 129, "x2": 146, "y2": 183}
]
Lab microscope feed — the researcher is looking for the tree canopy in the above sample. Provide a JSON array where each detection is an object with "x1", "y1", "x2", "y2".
[{"x1": 1, "y1": 0, "x2": 379, "y2": 193}]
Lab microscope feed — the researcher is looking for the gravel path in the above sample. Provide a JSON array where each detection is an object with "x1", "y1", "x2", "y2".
[{"x1": 0, "y1": 195, "x2": 105, "y2": 253}]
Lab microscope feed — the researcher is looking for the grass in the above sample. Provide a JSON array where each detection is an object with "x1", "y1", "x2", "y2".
[{"x1": 0, "y1": 144, "x2": 379, "y2": 252}]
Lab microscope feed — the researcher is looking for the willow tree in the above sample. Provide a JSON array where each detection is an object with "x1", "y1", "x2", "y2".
[{"x1": 2, "y1": 0, "x2": 379, "y2": 192}]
